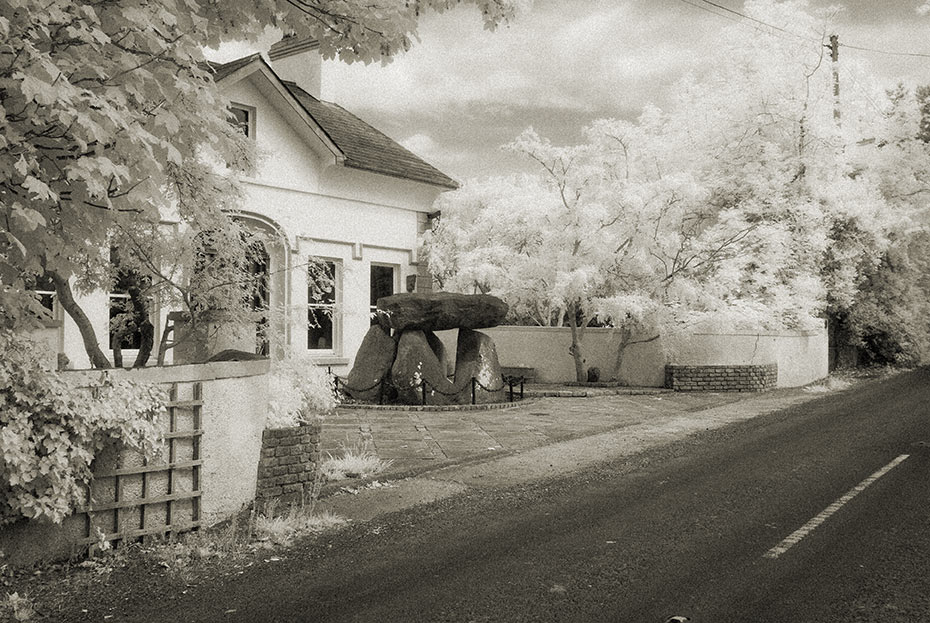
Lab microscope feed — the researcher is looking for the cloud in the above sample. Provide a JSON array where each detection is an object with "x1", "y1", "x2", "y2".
[
  {"x1": 210, "y1": 0, "x2": 930, "y2": 182},
  {"x1": 322, "y1": 2, "x2": 708, "y2": 121}
]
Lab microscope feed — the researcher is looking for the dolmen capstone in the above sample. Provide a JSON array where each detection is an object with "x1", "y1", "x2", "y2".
[{"x1": 343, "y1": 292, "x2": 508, "y2": 405}]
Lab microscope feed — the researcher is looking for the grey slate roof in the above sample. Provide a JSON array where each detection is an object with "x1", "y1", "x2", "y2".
[
  {"x1": 209, "y1": 56, "x2": 458, "y2": 190},
  {"x1": 209, "y1": 54, "x2": 262, "y2": 82}
]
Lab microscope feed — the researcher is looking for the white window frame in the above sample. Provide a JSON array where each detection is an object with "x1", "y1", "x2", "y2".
[
  {"x1": 229, "y1": 102, "x2": 256, "y2": 139},
  {"x1": 369, "y1": 262, "x2": 399, "y2": 323},
  {"x1": 308, "y1": 258, "x2": 341, "y2": 355}
]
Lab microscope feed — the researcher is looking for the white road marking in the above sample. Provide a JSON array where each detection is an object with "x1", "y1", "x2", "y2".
[{"x1": 764, "y1": 454, "x2": 911, "y2": 559}]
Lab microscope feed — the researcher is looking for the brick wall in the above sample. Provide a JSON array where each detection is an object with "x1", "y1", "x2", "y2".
[
  {"x1": 255, "y1": 422, "x2": 322, "y2": 507},
  {"x1": 665, "y1": 364, "x2": 777, "y2": 392}
]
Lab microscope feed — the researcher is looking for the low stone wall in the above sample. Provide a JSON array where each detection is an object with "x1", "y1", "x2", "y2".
[
  {"x1": 665, "y1": 364, "x2": 778, "y2": 392},
  {"x1": 255, "y1": 422, "x2": 323, "y2": 508}
]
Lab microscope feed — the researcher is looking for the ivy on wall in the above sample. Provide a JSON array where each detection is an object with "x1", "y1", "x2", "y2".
[{"x1": 0, "y1": 330, "x2": 165, "y2": 525}]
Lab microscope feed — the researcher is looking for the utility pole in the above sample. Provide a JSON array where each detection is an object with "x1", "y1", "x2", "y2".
[{"x1": 829, "y1": 33, "x2": 840, "y2": 125}]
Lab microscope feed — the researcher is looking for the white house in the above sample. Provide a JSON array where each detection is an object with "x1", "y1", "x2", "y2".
[{"x1": 46, "y1": 37, "x2": 457, "y2": 373}]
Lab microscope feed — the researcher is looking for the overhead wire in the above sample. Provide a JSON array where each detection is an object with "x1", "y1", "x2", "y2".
[
  {"x1": 678, "y1": 0, "x2": 930, "y2": 59},
  {"x1": 675, "y1": 0, "x2": 743, "y2": 25}
]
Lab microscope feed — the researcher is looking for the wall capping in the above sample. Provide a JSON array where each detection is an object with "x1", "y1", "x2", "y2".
[{"x1": 61, "y1": 359, "x2": 271, "y2": 384}]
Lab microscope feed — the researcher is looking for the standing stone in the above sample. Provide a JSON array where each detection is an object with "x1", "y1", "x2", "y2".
[
  {"x1": 377, "y1": 292, "x2": 508, "y2": 332},
  {"x1": 454, "y1": 328, "x2": 505, "y2": 404},
  {"x1": 391, "y1": 330, "x2": 459, "y2": 405},
  {"x1": 344, "y1": 325, "x2": 396, "y2": 402},
  {"x1": 425, "y1": 330, "x2": 453, "y2": 378}
]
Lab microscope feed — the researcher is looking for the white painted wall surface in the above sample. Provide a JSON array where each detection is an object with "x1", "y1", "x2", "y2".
[
  {"x1": 436, "y1": 326, "x2": 666, "y2": 387},
  {"x1": 772, "y1": 330, "x2": 830, "y2": 387},
  {"x1": 669, "y1": 329, "x2": 828, "y2": 387},
  {"x1": 437, "y1": 325, "x2": 828, "y2": 388},
  {"x1": 62, "y1": 361, "x2": 271, "y2": 524}
]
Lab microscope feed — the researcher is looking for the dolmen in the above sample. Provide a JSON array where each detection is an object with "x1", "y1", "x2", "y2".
[{"x1": 344, "y1": 292, "x2": 509, "y2": 405}]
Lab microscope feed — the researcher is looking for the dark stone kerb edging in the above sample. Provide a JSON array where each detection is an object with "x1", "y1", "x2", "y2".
[
  {"x1": 526, "y1": 387, "x2": 672, "y2": 398},
  {"x1": 336, "y1": 399, "x2": 534, "y2": 413}
]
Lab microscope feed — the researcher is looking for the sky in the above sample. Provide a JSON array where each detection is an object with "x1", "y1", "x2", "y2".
[{"x1": 219, "y1": 1, "x2": 930, "y2": 184}]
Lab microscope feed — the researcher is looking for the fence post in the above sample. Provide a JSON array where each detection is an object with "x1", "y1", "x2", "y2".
[
  {"x1": 378, "y1": 378, "x2": 384, "y2": 405},
  {"x1": 520, "y1": 377, "x2": 525, "y2": 400},
  {"x1": 471, "y1": 377, "x2": 477, "y2": 405},
  {"x1": 421, "y1": 379, "x2": 427, "y2": 405},
  {"x1": 508, "y1": 376, "x2": 514, "y2": 402}
]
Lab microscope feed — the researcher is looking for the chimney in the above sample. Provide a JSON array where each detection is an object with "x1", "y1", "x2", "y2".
[{"x1": 268, "y1": 36, "x2": 322, "y2": 99}]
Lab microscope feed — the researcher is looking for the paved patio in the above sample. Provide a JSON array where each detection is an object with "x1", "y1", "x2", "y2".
[{"x1": 320, "y1": 389, "x2": 755, "y2": 476}]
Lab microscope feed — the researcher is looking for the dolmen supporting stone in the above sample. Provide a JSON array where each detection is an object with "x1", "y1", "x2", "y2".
[
  {"x1": 344, "y1": 325, "x2": 396, "y2": 402},
  {"x1": 453, "y1": 328, "x2": 505, "y2": 404},
  {"x1": 343, "y1": 293, "x2": 509, "y2": 405},
  {"x1": 391, "y1": 330, "x2": 458, "y2": 404}
]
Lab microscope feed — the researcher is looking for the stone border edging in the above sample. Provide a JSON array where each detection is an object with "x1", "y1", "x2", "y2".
[{"x1": 336, "y1": 399, "x2": 533, "y2": 412}]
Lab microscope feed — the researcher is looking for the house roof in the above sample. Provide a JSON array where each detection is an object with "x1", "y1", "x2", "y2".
[
  {"x1": 210, "y1": 54, "x2": 262, "y2": 82},
  {"x1": 208, "y1": 56, "x2": 459, "y2": 190},
  {"x1": 283, "y1": 82, "x2": 458, "y2": 190}
]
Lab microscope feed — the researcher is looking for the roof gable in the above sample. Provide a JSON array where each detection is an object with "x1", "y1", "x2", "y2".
[
  {"x1": 209, "y1": 55, "x2": 458, "y2": 190},
  {"x1": 209, "y1": 56, "x2": 343, "y2": 166}
]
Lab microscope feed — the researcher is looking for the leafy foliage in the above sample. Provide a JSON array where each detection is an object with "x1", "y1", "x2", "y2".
[
  {"x1": 266, "y1": 351, "x2": 337, "y2": 427},
  {"x1": 425, "y1": 0, "x2": 930, "y2": 375},
  {"x1": 0, "y1": 0, "x2": 525, "y2": 367},
  {"x1": 0, "y1": 330, "x2": 165, "y2": 525}
]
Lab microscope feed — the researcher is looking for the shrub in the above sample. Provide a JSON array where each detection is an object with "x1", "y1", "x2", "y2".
[
  {"x1": 0, "y1": 330, "x2": 165, "y2": 525},
  {"x1": 266, "y1": 352, "x2": 337, "y2": 427}
]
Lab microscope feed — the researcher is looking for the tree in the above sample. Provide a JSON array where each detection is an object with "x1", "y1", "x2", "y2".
[
  {"x1": 836, "y1": 85, "x2": 930, "y2": 364},
  {"x1": 426, "y1": 121, "x2": 764, "y2": 382},
  {"x1": 0, "y1": 0, "x2": 525, "y2": 368},
  {"x1": 426, "y1": 0, "x2": 919, "y2": 379}
]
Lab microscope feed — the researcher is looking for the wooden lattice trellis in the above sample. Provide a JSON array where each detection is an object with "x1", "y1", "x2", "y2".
[{"x1": 79, "y1": 382, "x2": 203, "y2": 547}]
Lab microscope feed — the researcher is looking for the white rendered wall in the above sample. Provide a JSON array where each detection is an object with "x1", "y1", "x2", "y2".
[
  {"x1": 225, "y1": 71, "x2": 442, "y2": 373},
  {"x1": 436, "y1": 325, "x2": 829, "y2": 388}
]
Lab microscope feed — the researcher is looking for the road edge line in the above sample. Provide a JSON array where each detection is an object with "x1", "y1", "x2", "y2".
[{"x1": 764, "y1": 453, "x2": 911, "y2": 560}]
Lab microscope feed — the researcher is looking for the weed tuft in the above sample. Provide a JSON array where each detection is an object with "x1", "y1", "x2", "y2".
[
  {"x1": 321, "y1": 439, "x2": 393, "y2": 481},
  {"x1": 2, "y1": 592, "x2": 36, "y2": 621}
]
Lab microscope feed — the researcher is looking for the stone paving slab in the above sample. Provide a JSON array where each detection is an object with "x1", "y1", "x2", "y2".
[{"x1": 319, "y1": 389, "x2": 771, "y2": 477}]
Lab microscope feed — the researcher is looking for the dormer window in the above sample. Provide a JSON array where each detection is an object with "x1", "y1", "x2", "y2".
[{"x1": 229, "y1": 104, "x2": 255, "y2": 138}]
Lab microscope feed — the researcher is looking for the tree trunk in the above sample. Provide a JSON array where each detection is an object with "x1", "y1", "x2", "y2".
[
  {"x1": 613, "y1": 328, "x2": 660, "y2": 384},
  {"x1": 133, "y1": 321, "x2": 154, "y2": 367},
  {"x1": 49, "y1": 271, "x2": 112, "y2": 369},
  {"x1": 126, "y1": 281, "x2": 153, "y2": 367},
  {"x1": 567, "y1": 303, "x2": 586, "y2": 382}
]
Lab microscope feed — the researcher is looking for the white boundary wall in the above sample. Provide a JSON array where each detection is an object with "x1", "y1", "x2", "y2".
[
  {"x1": 445, "y1": 325, "x2": 828, "y2": 388},
  {"x1": 63, "y1": 360, "x2": 271, "y2": 523}
]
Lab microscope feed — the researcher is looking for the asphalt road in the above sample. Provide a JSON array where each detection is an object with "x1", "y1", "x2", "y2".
[{"x1": 100, "y1": 369, "x2": 930, "y2": 622}]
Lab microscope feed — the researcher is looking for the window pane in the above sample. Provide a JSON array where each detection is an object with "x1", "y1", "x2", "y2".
[
  {"x1": 308, "y1": 307, "x2": 333, "y2": 350},
  {"x1": 370, "y1": 265, "x2": 395, "y2": 306},
  {"x1": 26, "y1": 273, "x2": 55, "y2": 311},
  {"x1": 229, "y1": 106, "x2": 250, "y2": 137},
  {"x1": 309, "y1": 261, "x2": 335, "y2": 305},
  {"x1": 109, "y1": 295, "x2": 142, "y2": 350}
]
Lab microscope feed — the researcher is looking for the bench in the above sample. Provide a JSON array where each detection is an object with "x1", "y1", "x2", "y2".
[{"x1": 501, "y1": 366, "x2": 536, "y2": 383}]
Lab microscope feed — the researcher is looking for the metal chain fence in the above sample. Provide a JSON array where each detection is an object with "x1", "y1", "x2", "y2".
[{"x1": 330, "y1": 369, "x2": 527, "y2": 405}]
